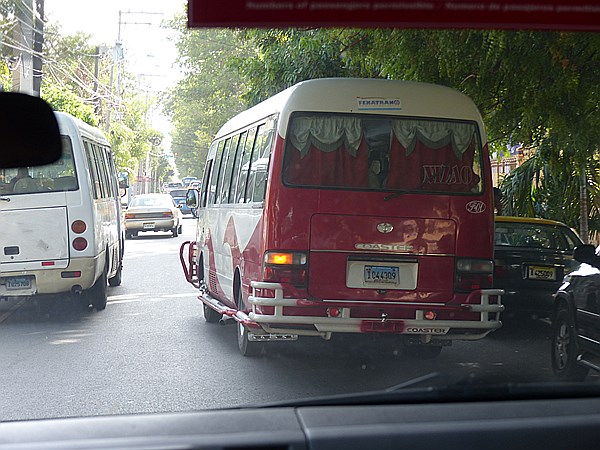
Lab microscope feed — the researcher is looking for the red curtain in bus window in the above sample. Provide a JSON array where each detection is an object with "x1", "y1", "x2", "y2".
[
  {"x1": 285, "y1": 116, "x2": 369, "y2": 188},
  {"x1": 386, "y1": 121, "x2": 480, "y2": 192},
  {"x1": 286, "y1": 139, "x2": 369, "y2": 188}
]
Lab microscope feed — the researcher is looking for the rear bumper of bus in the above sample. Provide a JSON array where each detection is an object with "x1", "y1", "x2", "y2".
[
  {"x1": 243, "y1": 281, "x2": 504, "y2": 340},
  {"x1": 0, "y1": 257, "x2": 100, "y2": 297}
]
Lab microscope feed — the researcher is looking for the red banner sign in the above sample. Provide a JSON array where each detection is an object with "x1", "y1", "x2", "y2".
[{"x1": 188, "y1": 0, "x2": 600, "y2": 31}]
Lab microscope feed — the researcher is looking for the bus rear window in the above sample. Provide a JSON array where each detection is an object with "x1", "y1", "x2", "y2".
[
  {"x1": 283, "y1": 113, "x2": 483, "y2": 194},
  {"x1": 1, "y1": 136, "x2": 78, "y2": 195}
]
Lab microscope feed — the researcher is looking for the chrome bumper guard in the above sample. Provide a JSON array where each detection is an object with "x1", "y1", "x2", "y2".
[{"x1": 247, "y1": 281, "x2": 504, "y2": 340}]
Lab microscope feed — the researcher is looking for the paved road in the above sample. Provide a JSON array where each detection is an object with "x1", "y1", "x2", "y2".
[{"x1": 1, "y1": 218, "x2": 597, "y2": 421}]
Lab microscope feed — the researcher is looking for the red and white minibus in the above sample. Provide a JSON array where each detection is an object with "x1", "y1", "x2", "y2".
[{"x1": 181, "y1": 78, "x2": 503, "y2": 356}]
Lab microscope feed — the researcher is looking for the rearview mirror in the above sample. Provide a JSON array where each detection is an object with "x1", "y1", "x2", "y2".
[
  {"x1": 118, "y1": 172, "x2": 130, "y2": 189},
  {"x1": 186, "y1": 188, "x2": 199, "y2": 209},
  {"x1": 0, "y1": 93, "x2": 62, "y2": 168}
]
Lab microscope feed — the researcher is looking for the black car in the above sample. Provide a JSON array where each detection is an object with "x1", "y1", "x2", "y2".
[
  {"x1": 494, "y1": 216, "x2": 583, "y2": 318},
  {"x1": 552, "y1": 244, "x2": 600, "y2": 381}
]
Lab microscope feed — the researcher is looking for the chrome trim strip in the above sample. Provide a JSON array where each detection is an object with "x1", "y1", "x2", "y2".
[{"x1": 310, "y1": 249, "x2": 455, "y2": 257}]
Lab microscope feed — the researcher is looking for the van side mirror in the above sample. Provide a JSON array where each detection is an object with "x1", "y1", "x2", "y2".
[
  {"x1": 573, "y1": 245, "x2": 599, "y2": 266},
  {"x1": 118, "y1": 172, "x2": 130, "y2": 189},
  {"x1": 186, "y1": 188, "x2": 199, "y2": 209}
]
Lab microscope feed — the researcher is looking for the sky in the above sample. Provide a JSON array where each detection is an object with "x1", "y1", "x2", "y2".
[{"x1": 44, "y1": 0, "x2": 187, "y2": 144}]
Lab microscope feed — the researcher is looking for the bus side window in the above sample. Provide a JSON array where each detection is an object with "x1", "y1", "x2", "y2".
[
  {"x1": 200, "y1": 159, "x2": 213, "y2": 208},
  {"x1": 218, "y1": 134, "x2": 240, "y2": 204},
  {"x1": 95, "y1": 145, "x2": 111, "y2": 199},
  {"x1": 235, "y1": 127, "x2": 257, "y2": 204},
  {"x1": 84, "y1": 141, "x2": 100, "y2": 199},
  {"x1": 248, "y1": 123, "x2": 274, "y2": 203},
  {"x1": 228, "y1": 130, "x2": 248, "y2": 204},
  {"x1": 209, "y1": 140, "x2": 226, "y2": 205}
]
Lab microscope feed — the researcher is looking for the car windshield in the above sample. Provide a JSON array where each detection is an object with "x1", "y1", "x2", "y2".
[
  {"x1": 129, "y1": 195, "x2": 172, "y2": 207},
  {"x1": 2, "y1": 0, "x2": 600, "y2": 427}
]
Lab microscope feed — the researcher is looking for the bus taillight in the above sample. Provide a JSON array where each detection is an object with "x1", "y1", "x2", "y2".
[
  {"x1": 72, "y1": 237, "x2": 88, "y2": 251},
  {"x1": 263, "y1": 251, "x2": 308, "y2": 286},
  {"x1": 455, "y1": 258, "x2": 493, "y2": 291},
  {"x1": 71, "y1": 220, "x2": 87, "y2": 234}
]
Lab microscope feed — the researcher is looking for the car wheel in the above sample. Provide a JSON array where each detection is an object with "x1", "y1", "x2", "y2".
[
  {"x1": 108, "y1": 263, "x2": 123, "y2": 287},
  {"x1": 178, "y1": 224, "x2": 183, "y2": 234},
  {"x1": 203, "y1": 303, "x2": 221, "y2": 323},
  {"x1": 87, "y1": 270, "x2": 108, "y2": 311},
  {"x1": 125, "y1": 231, "x2": 132, "y2": 239},
  {"x1": 405, "y1": 344, "x2": 443, "y2": 359},
  {"x1": 172, "y1": 226, "x2": 179, "y2": 238},
  {"x1": 551, "y1": 308, "x2": 589, "y2": 381}
]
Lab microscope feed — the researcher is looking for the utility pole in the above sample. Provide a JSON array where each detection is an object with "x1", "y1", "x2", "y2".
[
  {"x1": 12, "y1": 0, "x2": 36, "y2": 94},
  {"x1": 32, "y1": 0, "x2": 44, "y2": 96}
]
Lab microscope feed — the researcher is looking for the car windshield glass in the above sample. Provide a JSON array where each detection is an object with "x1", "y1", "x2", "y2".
[
  {"x1": 2, "y1": 0, "x2": 600, "y2": 428},
  {"x1": 130, "y1": 196, "x2": 171, "y2": 207}
]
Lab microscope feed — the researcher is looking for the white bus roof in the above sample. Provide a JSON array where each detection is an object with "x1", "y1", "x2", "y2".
[
  {"x1": 54, "y1": 111, "x2": 110, "y2": 147},
  {"x1": 214, "y1": 78, "x2": 487, "y2": 143}
]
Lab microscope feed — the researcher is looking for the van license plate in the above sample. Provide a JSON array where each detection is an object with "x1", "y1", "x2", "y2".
[
  {"x1": 5, "y1": 277, "x2": 32, "y2": 290},
  {"x1": 364, "y1": 266, "x2": 399, "y2": 285}
]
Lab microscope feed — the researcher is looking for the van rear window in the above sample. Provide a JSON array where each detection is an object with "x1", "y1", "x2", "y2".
[{"x1": 283, "y1": 113, "x2": 483, "y2": 194}]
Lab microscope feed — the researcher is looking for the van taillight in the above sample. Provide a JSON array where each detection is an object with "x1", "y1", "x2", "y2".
[
  {"x1": 73, "y1": 237, "x2": 88, "y2": 251},
  {"x1": 455, "y1": 258, "x2": 493, "y2": 291},
  {"x1": 71, "y1": 220, "x2": 87, "y2": 234},
  {"x1": 263, "y1": 251, "x2": 308, "y2": 286}
]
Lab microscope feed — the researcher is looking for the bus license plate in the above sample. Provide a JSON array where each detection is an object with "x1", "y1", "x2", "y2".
[
  {"x1": 5, "y1": 276, "x2": 32, "y2": 290},
  {"x1": 143, "y1": 223, "x2": 155, "y2": 229},
  {"x1": 364, "y1": 266, "x2": 399, "y2": 285},
  {"x1": 527, "y1": 266, "x2": 556, "y2": 281}
]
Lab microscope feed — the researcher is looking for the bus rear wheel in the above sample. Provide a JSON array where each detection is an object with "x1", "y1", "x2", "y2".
[
  {"x1": 235, "y1": 278, "x2": 262, "y2": 356},
  {"x1": 237, "y1": 321, "x2": 263, "y2": 357},
  {"x1": 108, "y1": 263, "x2": 122, "y2": 287}
]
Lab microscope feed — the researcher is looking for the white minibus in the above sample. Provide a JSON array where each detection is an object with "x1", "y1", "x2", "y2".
[{"x1": 0, "y1": 112, "x2": 125, "y2": 310}]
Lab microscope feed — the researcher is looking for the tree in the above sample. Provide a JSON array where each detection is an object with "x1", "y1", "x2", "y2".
[{"x1": 163, "y1": 16, "x2": 253, "y2": 178}]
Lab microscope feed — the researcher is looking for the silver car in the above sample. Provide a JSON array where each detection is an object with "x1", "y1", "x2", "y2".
[{"x1": 124, "y1": 193, "x2": 183, "y2": 239}]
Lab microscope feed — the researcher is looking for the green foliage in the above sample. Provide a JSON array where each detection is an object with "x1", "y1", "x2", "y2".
[
  {"x1": 42, "y1": 84, "x2": 98, "y2": 126},
  {"x1": 163, "y1": 18, "x2": 252, "y2": 177}
]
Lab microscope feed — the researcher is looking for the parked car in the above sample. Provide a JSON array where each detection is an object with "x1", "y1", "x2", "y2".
[
  {"x1": 552, "y1": 244, "x2": 600, "y2": 381},
  {"x1": 124, "y1": 193, "x2": 183, "y2": 238},
  {"x1": 169, "y1": 189, "x2": 192, "y2": 215},
  {"x1": 493, "y1": 216, "x2": 583, "y2": 318}
]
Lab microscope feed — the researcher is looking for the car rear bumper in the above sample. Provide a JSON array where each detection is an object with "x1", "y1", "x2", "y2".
[
  {"x1": 500, "y1": 288, "x2": 555, "y2": 314},
  {"x1": 125, "y1": 218, "x2": 177, "y2": 232}
]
